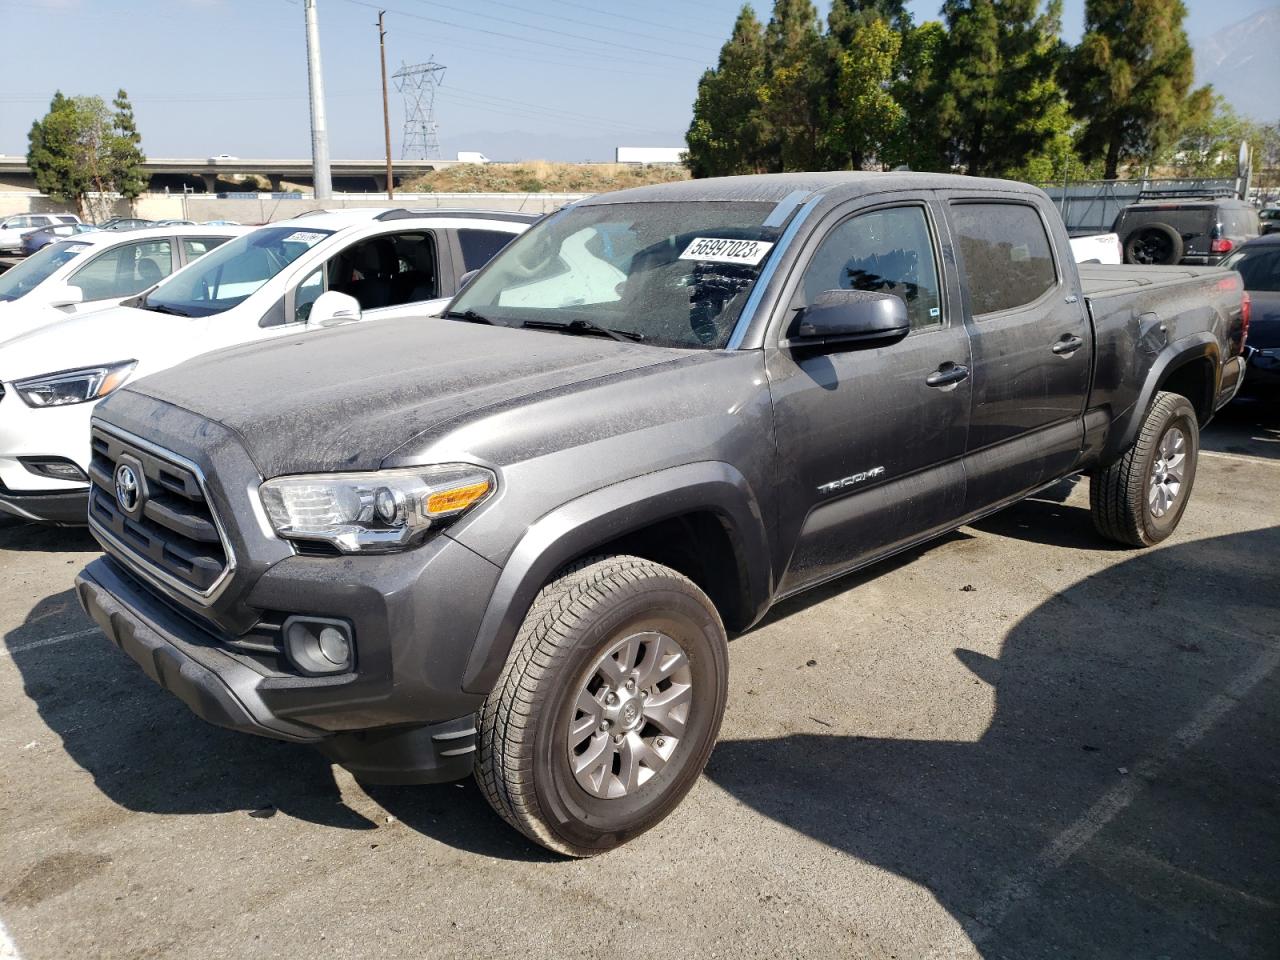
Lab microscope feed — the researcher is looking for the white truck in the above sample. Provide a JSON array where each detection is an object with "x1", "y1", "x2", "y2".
[{"x1": 0, "y1": 208, "x2": 534, "y2": 523}]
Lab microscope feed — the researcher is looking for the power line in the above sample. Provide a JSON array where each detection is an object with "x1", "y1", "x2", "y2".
[
  {"x1": 445, "y1": 0, "x2": 719, "y2": 50},
  {"x1": 535, "y1": 0, "x2": 728, "y2": 43}
]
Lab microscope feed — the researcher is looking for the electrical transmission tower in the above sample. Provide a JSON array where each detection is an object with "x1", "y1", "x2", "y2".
[{"x1": 393, "y1": 59, "x2": 446, "y2": 160}]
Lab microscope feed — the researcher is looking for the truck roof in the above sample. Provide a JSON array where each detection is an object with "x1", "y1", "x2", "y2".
[{"x1": 576, "y1": 171, "x2": 1044, "y2": 207}]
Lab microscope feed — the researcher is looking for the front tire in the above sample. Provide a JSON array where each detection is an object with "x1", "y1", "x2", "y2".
[
  {"x1": 1090, "y1": 391, "x2": 1199, "y2": 547},
  {"x1": 476, "y1": 555, "x2": 729, "y2": 856}
]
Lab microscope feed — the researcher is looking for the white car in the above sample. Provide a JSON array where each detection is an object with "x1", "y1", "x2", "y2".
[
  {"x1": 0, "y1": 208, "x2": 534, "y2": 523},
  {"x1": 0, "y1": 225, "x2": 245, "y2": 342},
  {"x1": 0, "y1": 213, "x2": 82, "y2": 254},
  {"x1": 1069, "y1": 232, "x2": 1123, "y2": 265}
]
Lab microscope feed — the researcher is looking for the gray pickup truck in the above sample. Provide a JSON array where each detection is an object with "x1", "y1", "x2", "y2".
[{"x1": 75, "y1": 173, "x2": 1249, "y2": 856}]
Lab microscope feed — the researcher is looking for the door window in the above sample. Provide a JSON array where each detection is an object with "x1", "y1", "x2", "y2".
[
  {"x1": 181, "y1": 236, "x2": 232, "y2": 261},
  {"x1": 327, "y1": 231, "x2": 438, "y2": 310},
  {"x1": 797, "y1": 205, "x2": 943, "y2": 330},
  {"x1": 951, "y1": 203, "x2": 1057, "y2": 316},
  {"x1": 70, "y1": 239, "x2": 173, "y2": 300},
  {"x1": 458, "y1": 228, "x2": 516, "y2": 272}
]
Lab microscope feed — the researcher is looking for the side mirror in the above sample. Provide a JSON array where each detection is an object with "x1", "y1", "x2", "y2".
[
  {"x1": 785, "y1": 289, "x2": 910, "y2": 350},
  {"x1": 47, "y1": 284, "x2": 85, "y2": 308},
  {"x1": 458, "y1": 268, "x2": 480, "y2": 289},
  {"x1": 307, "y1": 290, "x2": 362, "y2": 327}
]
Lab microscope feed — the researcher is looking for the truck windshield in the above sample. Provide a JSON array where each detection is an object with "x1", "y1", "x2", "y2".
[
  {"x1": 450, "y1": 201, "x2": 781, "y2": 348},
  {"x1": 0, "y1": 241, "x2": 88, "y2": 302},
  {"x1": 140, "y1": 226, "x2": 334, "y2": 317}
]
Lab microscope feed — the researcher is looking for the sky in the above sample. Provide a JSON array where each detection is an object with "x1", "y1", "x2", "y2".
[{"x1": 0, "y1": 0, "x2": 1275, "y2": 163}]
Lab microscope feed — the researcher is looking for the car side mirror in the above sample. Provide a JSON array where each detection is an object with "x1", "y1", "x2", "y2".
[
  {"x1": 47, "y1": 284, "x2": 85, "y2": 308},
  {"x1": 458, "y1": 268, "x2": 480, "y2": 289},
  {"x1": 307, "y1": 290, "x2": 362, "y2": 327},
  {"x1": 785, "y1": 289, "x2": 910, "y2": 350}
]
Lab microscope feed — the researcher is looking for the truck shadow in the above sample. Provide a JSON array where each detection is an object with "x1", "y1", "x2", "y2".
[
  {"x1": 706, "y1": 526, "x2": 1280, "y2": 959},
  {"x1": 0, "y1": 518, "x2": 98, "y2": 554},
  {"x1": 2, "y1": 589, "x2": 547, "y2": 860},
  {"x1": 1203, "y1": 398, "x2": 1280, "y2": 461}
]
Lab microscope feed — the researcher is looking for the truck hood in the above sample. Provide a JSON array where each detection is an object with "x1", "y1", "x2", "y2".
[
  {"x1": 0, "y1": 304, "x2": 210, "y2": 381},
  {"x1": 114, "y1": 316, "x2": 689, "y2": 477}
]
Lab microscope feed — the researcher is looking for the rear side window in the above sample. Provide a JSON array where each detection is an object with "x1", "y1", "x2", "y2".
[
  {"x1": 56, "y1": 215, "x2": 79, "y2": 224},
  {"x1": 951, "y1": 203, "x2": 1057, "y2": 316},
  {"x1": 181, "y1": 236, "x2": 231, "y2": 260},
  {"x1": 1114, "y1": 206, "x2": 1212, "y2": 237},
  {"x1": 458, "y1": 228, "x2": 517, "y2": 272},
  {"x1": 1222, "y1": 207, "x2": 1259, "y2": 237}
]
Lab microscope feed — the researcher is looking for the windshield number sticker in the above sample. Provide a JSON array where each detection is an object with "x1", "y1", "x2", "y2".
[
  {"x1": 283, "y1": 231, "x2": 329, "y2": 245},
  {"x1": 678, "y1": 237, "x2": 774, "y2": 266}
]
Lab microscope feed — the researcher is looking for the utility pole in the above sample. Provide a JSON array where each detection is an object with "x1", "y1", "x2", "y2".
[
  {"x1": 378, "y1": 11, "x2": 394, "y2": 200},
  {"x1": 304, "y1": 0, "x2": 333, "y2": 200}
]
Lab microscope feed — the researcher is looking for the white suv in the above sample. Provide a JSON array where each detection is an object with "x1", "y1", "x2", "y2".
[
  {"x1": 0, "y1": 225, "x2": 245, "y2": 342},
  {"x1": 0, "y1": 208, "x2": 534, "y2": 523},
  {"x1": 0, "y1": 213, "x2": 82, "y2": 254}
]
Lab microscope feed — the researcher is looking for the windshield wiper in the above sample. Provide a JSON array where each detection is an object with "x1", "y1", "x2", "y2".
[
  {"x1": 522, "y1": 318, "x2": 644, "y2": 343},
  {"x1": 444, "y1": 309, "x2": 494, "y2": 325},
  {"x1": 141, "y1": 302, "x2": 191, "y2": 317}
]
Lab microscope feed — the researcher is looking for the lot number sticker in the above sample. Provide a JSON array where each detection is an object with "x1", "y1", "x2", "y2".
[
  {"x1": 679, "y1": 237, "x2": 774, "y2": 266},
  {"x1": 283, "y1": 231, "x2": 329, "y2": 245}
]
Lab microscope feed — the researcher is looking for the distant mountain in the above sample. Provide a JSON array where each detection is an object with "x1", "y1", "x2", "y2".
[{"x1": 1194, "y1": 6, "x2": 1280, "y2": 122}]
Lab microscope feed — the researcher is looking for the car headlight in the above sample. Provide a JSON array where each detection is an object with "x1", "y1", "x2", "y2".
[
  {"x1": 259, "y1": 464, "x2": 496, "y2": 554},
  {"x1": 13, "y1": 361, "x2": 137, "y2": 408}
]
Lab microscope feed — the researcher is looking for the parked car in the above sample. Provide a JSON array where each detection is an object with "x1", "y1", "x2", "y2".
[
  {"x1": 0, "y1": 225, "x2": 244, "y2": 343},
  {"x1": 201, "y1": 219, "x2": 240, "y2": 226},
  {"x1": 0, "y1": 208, "x2": 533, "y2": 523},
  {"x1": 96, "y1": 217, "x2": 154, "y2": 232},
  {"x1": 1259, "y1": 207, "x2": 1280, "y2": 236},
  {"x1": 1068, "y1": 231, "x2": 1122, "y2": 264},
  {"x1": 154, "y1": 219, "x2": 196, "y2": 226},
  {"x1": 0, "y1": 213, "x2": 81, "y2": 254},
  {"x1": 1222, "y1": 233, "x2": 1279, "y2": 397},
  {"x1": 71, "y1": 173, "x2": 1248, "y2": 855},
  {"x1": 19, "y1": 222, "x2": 98, "y2": 256},
  {"x1": 1114, "y1": 198, "x2": 1259, "y2": 265}
]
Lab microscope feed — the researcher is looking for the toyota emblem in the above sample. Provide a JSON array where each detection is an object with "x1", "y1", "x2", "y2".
[{"x1": 115, "y1": 463, "x2": 140, "y2": 513}]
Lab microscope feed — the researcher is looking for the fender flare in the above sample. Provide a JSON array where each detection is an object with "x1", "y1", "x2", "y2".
[
  {"x1": 1100, "y1": 332, "x2": 1220, "y2": 467},
  {"x1": 460, "y1": 461, "x2": 773, "y2": 694}
]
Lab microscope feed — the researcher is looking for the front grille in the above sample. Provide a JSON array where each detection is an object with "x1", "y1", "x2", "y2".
[{"x1": 88, "y1": 426, "x2": 232, "y2": 603}]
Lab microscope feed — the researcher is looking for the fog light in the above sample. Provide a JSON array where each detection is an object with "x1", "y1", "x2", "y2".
[
  {"x1": 20, "y1": 457, "x2": 89, "y2": 483},
  {"x1": 282, "y1": 616, "x2": 355, "y2": 676}
]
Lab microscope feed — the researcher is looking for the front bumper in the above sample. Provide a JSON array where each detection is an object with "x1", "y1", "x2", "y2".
[
  {"x1": 77, "y1": 555, "x2": 485, "y2": 782},
  {"x1": 0, "y1": 481, "x2": 88, "y2": 524}
]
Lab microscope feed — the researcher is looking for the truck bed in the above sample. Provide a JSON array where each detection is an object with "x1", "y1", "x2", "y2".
[{"x1": 1078, "y1": 264, "x2": 1225, "y2": 302}]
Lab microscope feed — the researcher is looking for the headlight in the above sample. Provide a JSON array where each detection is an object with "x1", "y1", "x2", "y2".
[
  {"x1": 13, "y1": 361, "x2": 137, "y2": 408},
  {"x1": 259, "y1": 464, "x2": 496, "y2": 554}
]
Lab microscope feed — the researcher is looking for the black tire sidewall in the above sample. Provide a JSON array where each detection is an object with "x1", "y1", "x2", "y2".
[
  {"x1": 530, "y1": 581, "x2": 728, "y2": 855},
  {"x1": 1139, "y1": 402, "x2": 1198, "y2": 542},
  {"x1": 1124, "y1": 223, "x2": 1183, "y2": 265}
]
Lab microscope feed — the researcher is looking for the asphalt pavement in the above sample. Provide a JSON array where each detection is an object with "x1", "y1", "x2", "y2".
[{"x1": 0, "y1": 402, "x2": 1276, "y2": 960}]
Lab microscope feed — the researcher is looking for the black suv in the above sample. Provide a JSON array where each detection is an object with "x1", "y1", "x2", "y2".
[{"x1": 1114, "y1": 198, "x2": 1259, "y2": 266}]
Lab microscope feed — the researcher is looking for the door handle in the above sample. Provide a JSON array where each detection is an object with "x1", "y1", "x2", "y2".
[
  {"x1": 1052, "y1": 334, "x2": 1084, "y2": 355},
  {"x1": 926, "y1": 363, "x2": 970, "y2": 388}
]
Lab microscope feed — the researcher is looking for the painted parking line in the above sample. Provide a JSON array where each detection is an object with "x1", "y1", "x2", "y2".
[
  {"x1": 0, "y1": 627, "x2": 99, "y2": 660},
  {"x1": 1201, "y1": 449, "x2": 1280, "y2": 466}
]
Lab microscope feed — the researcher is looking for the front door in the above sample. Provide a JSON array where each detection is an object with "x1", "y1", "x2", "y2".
[
  {"x1": 945, "y1": 198, "x2": 1091, "y2": 512},
  {"x1": 767, "y1": 198, "x2": 972, "y2": 595}
]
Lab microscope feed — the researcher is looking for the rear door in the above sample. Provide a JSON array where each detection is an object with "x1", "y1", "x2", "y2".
[
  {"x1": 767, "y1": 194, "x2": 971, "y2": 595},
  {"x1": 946, "y1": 196, "x2": 1091, "y2": 513}
]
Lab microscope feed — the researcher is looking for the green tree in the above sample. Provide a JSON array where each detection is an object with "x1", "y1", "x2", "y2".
[
  {"x1": 686, "y1": 6, "x2": 771, "y2": 177},
  {"x1": 935, "y1": 0, "x2": 1072, "y2": 178},
  {"x1": 828, "y1": 17, "x2": 904, "y2": 170},
  {"x1": 760, "y1": 0, "x2": 829, "y2": 170},
  {"x1": 110, "y1": 89, "x2": 147, "y2": 200},
  {"x1": 827, "y1": 0, "x2": 909, "y2": 43},
  {"x1": 885, "y1": 19, "x2": 948, "y2": 171},
  {"x1": 1069, "y1": 0, "x2": 1207, "y2": 179},
  {"x1": 27, "y1": 90, "x2": 148, "y2": 218}
]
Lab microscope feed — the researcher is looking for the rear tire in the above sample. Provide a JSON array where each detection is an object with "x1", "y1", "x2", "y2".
[
  {"x1": 476, "y1": 555, "x2": 729, "y2": 857},
  {"x1": 1090, "y1": 391, "x2": 1199, "y2": 547}
]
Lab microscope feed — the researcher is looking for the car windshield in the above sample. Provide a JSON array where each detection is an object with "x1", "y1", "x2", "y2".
[
  {"x1": 140, "y1": 225, "x2": 334, "y2": 317},
  {"x1": 0, "y1": 240, "x2": 89, "y2": 302},
  {"x1": 449, "y1": 200, "x2": 782, "y2": 348}
]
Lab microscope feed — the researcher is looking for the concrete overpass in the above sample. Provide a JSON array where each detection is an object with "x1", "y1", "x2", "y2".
[{"x1": 0, "y1": 157, "x2": 466, "y2": 193}]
